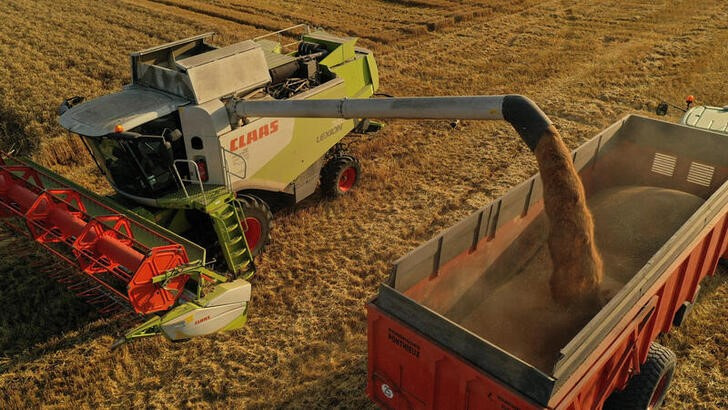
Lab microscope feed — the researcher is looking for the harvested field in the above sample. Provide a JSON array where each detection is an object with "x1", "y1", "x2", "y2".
[{"x1": 0, "y1": 0, "x2": 727, "y2": 408}]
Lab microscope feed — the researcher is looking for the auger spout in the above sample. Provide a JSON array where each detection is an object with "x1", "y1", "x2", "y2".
[{"x1": 233, "y1": 95, "x2": 552, "y2": 151}]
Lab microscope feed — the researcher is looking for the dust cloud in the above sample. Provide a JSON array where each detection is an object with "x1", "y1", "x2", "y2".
[{"x1": 457, "y1": 186, "x2": 704, "y2": 372}]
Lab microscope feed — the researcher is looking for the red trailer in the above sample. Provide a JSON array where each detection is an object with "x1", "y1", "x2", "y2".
[{"x1": 367, "y1": 115, "x2": 728, "y2": 409}]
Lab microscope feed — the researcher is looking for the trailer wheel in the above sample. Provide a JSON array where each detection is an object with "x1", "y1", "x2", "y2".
[
  {"x1": 604, "y1": 343, "x2": 677, "y2": 410},
  {"x1": 321, "y1": 155, "x2": 361, "y2": 197},
  {"x1": 238, "y1": 194, "x2": 273, "y2": 256}
]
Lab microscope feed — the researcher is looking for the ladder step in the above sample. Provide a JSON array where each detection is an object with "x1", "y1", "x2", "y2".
[{"x1": 208, "y1": 199, "x2": 254, "y2": 275}]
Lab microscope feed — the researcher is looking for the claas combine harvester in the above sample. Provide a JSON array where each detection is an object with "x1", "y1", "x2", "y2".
[{"x1": 0, "y1": 26, "x2": 380, "y2": 346}]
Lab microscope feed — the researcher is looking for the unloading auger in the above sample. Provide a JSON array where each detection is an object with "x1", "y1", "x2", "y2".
[{"x1": 230, "y1": 94, "x2": 602, "y2": 308}]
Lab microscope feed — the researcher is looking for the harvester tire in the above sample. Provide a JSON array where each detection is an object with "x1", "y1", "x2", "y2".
[
  {"x1": 238, "y1": 194, "x2": 273, "y2": 256},
  {"x1": 321, "y1": 155, "x2": 361, "y2": 197},
  {"x1": 604, "y1": 342, "x2": 677, "y2": 410}
]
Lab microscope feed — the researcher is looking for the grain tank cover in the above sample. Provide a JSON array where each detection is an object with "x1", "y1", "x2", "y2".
[{"x1": 131, "y1": 34, "x2": 271, "y2": 104}]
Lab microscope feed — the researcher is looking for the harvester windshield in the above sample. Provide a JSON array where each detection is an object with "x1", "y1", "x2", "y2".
[{"x1": 87, "y1": 135, "x2": 176, "y2": 196}]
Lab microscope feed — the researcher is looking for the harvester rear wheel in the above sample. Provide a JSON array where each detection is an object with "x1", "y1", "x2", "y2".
[
  {"x1": 238, "y1": 194, "x2": 273, "y2": 256},
  {"x1": 321, "y1": 155, "x2": 361, "y2": 197},
  {"x1": 604, "y1": 342, "x2": 676, "y2": 410}
]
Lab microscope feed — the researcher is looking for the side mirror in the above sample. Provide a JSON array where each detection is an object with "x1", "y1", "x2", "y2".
[
  {"x1": 57, "y1": 96, "x2": 85, "y2": 116},
  {"x1": 656, "y1": 102, "x2": 669, "y2": 116}
]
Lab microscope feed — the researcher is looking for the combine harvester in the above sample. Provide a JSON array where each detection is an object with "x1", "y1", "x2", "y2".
[{"x1": 0, "y1": 26, "x2": 379, "y2": 347}]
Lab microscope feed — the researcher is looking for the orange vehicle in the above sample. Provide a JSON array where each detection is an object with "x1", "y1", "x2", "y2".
[{"x1": 367, "y1": 115, "x2": 728, "y2": 409}]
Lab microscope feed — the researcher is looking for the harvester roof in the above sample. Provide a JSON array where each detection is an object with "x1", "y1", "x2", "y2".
[
  {"x1": 59, "y1": 85, "x2": 187, "y2": 137},
  {"x1": 131, "y1": 36, "x2": 271, "y2": 104}
]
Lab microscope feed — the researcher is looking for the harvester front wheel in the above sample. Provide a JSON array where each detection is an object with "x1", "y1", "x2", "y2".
[
  {"x1": 238, "y1": 194, "x2": 273, "y2": 256},
  {"x1": 604, "y1": 342, "x2": 676, "y2": 410},
  {"x1": 321, "y1": 155, "x2": 361, "y2": 197}
]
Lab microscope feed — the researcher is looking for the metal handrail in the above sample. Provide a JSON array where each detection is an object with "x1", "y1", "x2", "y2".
[
  {"x1": 252, "y1": 24, "x2": 310, "y2": 42},
  {"x1": 220, "y1": 148, "x2": 248, "y2": 190},
  {"x1": 252, "y1": 24, "x2": 311, "y2": 53},
  {"x1": 172, "y1": 159, "x2": 208, "y2": 206},
  {"x1": 233, "y1": 198, "x2": 250, "y2": 233}
]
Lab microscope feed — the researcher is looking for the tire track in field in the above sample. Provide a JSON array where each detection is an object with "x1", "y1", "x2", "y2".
[
  {"x1": 207, "y1": 0, "x2": 449, "y2": 41},
  {"x1": 379, "y1": 0, "x2": 450, "y2": 8},
  {"x1": 135, "y1": 0, "x2": 519, "y2": 49},
  {"x1": 381, "y1": 1, "x2": 619, "y2": 68},
  {"x1": 372, "y1": 0, "x2": 567, "y2": 96},
  {"x1": 120, "y1": 0, "x2": 273, "y2": 44},
  {"x1": 199, "y1": 0, "x2": 462, "y2": 44},
  {"x1": 375, "y1": 0, "x2": 560, "y2": 59},
  {"x1": 378, "y1": 0, "x2": 675, "y2": 101},
  {"x1": 439, "y1": 0, "x2": 712, "y2": 130},
  {"x1": 516, "y1": 0, "x2": 728, "y2": 127},
  {"x1": 142, "y1": 0, "x2": 291, "y2": 34}
]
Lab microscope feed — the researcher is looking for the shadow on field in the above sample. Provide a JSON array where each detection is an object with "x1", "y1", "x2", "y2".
[
  {"x1": 680, "y1": 260, "x2": 728, "y2": 311},
  {"x1": 256, "y1": 360, "x2": 376, "y2": 410},
  {"x1": 0, "y1": 236, "x2": 104, "y2": 371}
]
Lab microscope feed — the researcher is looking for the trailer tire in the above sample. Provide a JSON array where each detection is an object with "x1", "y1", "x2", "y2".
[
  {"x1": 238, "y1": 194, "x2": 273, "y2": 256},
  {"x1": 604, "y1": 342, "x2": 676, "y2": 410},
  {"x1": 321, "y1": 155, "x2": 361, "y2": 197}
]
